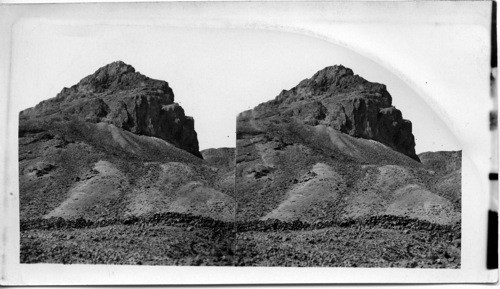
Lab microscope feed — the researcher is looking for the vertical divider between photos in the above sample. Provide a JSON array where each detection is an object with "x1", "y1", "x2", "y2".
[{"x1": 232, "y1": 116, "x2": 238, "y2": 266}]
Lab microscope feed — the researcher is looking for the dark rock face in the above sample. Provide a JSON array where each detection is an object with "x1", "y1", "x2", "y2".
[
  {"x1": 20, "y1": 61, "x2": 201, "y2": 158},
  {"x1": 254, "y1": 65, "x2": 419, "y2": 161}
]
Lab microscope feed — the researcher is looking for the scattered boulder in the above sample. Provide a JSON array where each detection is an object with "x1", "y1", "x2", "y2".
[{"x1": 26, "y1": 161, "x2": 55, "y2": 177}]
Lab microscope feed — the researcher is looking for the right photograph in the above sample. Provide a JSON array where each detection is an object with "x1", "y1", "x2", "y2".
[{"x1": 235, "y1": 65, "x2": 461, "y2": 268}]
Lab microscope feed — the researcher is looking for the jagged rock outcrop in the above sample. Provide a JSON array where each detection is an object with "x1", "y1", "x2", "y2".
[
  {"x1": 250, "y1": 65, "x2": 419, "y2": 161},
  {"x1": 20, "y1": 61, "x2": 201, "y2": 158}
]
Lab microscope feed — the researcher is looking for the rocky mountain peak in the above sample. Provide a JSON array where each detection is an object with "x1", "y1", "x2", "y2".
[
  {"x1": 249, "y1": 65, "x2": 419, "y2": 161},
  {"x1": 302, "y1": 65, "x2": 354, "y2": 89},
  {"x1": 53, "y1": 61, "x2": 175, "y2": 103},
  {"x1": 77, "y1": 60, "x2": 137, "y2": 91},
  {"x1": 275, "y1": 65, "x2": 391, "y2": 104},
  {"x1": 20, "y1": 61, "x2": 201, "y2": 158},
  {"x1": 94, "y1": 60, "x2": 136, "y2": 76}
]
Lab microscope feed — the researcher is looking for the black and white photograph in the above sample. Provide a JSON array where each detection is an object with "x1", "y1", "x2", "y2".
[
  {"x1": 0, "y1": 0, "x2": 496, "y2": 285},
  {"x1": 19, "y1": 60, "x2": 236, "y2": 266},
  {"x1": 235, "y1": 65, "x2": 461, "y2": 267}
]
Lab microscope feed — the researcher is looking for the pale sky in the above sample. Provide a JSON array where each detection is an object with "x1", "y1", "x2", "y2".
[{"x1": 12, "y1": 21, "x2": 460, "y2": 153}]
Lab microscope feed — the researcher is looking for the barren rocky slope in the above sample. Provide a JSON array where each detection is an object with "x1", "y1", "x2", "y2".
[
  {"x1": 20, "y1": 62, "x2": 461, "y2": 267},
  {"x1": 418, "y1": 150, "x2": 462, "y2": 209},
  {"x1": 19, "y1": 61, "x2": 235, "y2": 222},
  {"x1": 19, "y1": 62, "x2": 236, "y2": 265},
  {"x1": 236, "y1": 65, "x2": 461, "y2": 225},
  {"x1": 234, "y1": 66, "x2": 461, "y2": 267}
]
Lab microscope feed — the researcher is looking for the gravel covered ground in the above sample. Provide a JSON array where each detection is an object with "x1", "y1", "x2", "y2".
[
  {"x1": 21, "y1": 213, "x2": 460, "y2": 267},
  {"x1": 235, "y1": 226, "x2": 460, "y2": 268},
  {"x1": 21, "y1": 224, "x2": 234, "y2": 266}
]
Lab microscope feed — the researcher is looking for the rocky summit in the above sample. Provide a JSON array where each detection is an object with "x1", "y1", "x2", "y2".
[
  {"x1": 251, "y1": 65, "x2": 419, "y2": 161},
  {"x1": 20, "y1": 61, "x2": 201, "y2": 158}
]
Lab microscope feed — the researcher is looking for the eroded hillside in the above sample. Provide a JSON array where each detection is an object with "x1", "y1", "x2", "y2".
[{"x1": 235, "y1": 65, "x2": 461, "y2": 225}]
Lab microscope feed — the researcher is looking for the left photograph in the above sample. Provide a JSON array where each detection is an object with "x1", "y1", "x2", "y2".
[{"x1": 19, "y1": 61, "x2": 236, "y2": 265}]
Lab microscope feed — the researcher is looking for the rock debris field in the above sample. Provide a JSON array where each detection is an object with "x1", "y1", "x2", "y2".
[{"x1": 21, "y1": 213, "x2": 460, "y2": 267}]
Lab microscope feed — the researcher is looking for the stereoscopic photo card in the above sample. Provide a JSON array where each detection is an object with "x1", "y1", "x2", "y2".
[{"x1": 0, "y1": 0, "x2": 497, "y2": 285}]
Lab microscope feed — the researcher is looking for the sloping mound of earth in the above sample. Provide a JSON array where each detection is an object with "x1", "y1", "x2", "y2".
[
  {"x1": 19, "y1": 117, "x2": 236, "y2": 266},
  {"x1": 418, "y1": 150, "x2": 462, "y2": 209},
  {"x1": 235, "y1": 65, "x2": 461, "y2": 227},
  {"x1": 236, "y1": 115, "x2": 461, "y2": 225},
  {"x1": 19, "y1": 119, "x2": 235, "y2": 222}
]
